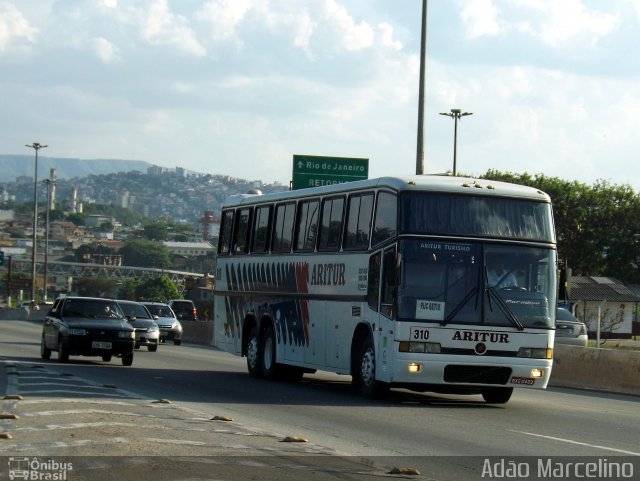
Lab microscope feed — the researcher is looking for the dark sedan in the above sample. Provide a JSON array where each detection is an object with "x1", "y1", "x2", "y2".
[{"x1": 41, "y1": 296, "x2": 136, "y2": 366}]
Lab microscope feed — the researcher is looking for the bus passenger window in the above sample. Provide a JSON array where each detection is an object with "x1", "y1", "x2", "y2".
[
  {"x1": 233, "y1": 208, "x2": 252, "y2": 254},
  {"x1": 251, "y1": 205, "x2": 272, "y2": 253},
  {"x1": 295, "y1": 199, "x2": 319, "y2": 251},
  {"x1": 344, "y1": 193, "x2": 373, "y2": 250},
  {"x1": 372, "y1": 192, "x2": 397, "y2": 247},
  {"x1": 318, "y1": 196, "x2": 344, "y2": 251},
  {"x1": 218, "y1": 210, "x2": 234, "y2": 255},
  {"x1": 272, "y1": 202, "x2": 295, "y2": 253}
]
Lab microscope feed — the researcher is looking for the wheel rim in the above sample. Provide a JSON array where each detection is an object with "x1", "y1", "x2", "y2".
[
  {"x1": 247, "y1": 336, "x2": 259, "y2": 370},
  {"x1": 360, "y1": 347, "x2": 375, "y2": 386},
  {"x1": 263, "y1": 335, "x2": 274, "y2": 371}
]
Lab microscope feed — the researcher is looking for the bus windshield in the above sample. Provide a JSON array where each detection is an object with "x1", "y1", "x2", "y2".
[
  {"x1": 400, "y1": 192, "x2": 554, "y2": 242},
  {"x1": 397, "y1": 239, "x2": 556, "y2": 328}
]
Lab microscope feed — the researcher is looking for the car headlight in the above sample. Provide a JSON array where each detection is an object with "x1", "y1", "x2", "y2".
[
  {"x1": 119, "y1": 330, "x2": 135, "y2": 339},
  {"x1": 68, "y1": 328, "x2": 87, "y2": 336},
  {"x1": 148, "y1": 324, "x2": 159, "y2": 332}
]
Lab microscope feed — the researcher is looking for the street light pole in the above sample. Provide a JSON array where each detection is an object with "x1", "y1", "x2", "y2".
[
  {"x1": 42, "y1": 177, "x2": 55, "y2": 301},
  {"x1": 439, "y1": 108, "x2": 472, "y2": 175},
  {"x1": 26, "y1": 142, "x2": 48, "y2": 302},
  {"x1": 415, "y1": 0, "x2": 428, "y2": 175}
]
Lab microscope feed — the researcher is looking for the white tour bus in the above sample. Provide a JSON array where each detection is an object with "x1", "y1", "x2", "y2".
[{"x1": 214, "y1": 176, "x2": 557, "y2": 404}]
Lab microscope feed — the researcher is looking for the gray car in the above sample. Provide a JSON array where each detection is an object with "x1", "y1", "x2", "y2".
[
  {"x1": 141, "y1": 302, "x2": 183, "y2": 345},
  {"x1": 555, "y1": 307, "x2": 589, "y2": 347},
  {"x1": 117, "y1": 300, "x2": 160, "y2": 352}
]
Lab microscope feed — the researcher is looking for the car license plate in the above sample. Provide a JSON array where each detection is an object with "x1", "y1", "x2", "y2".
[{"x1": 92, "y1": 341, "x2": 112, "y2": 350}]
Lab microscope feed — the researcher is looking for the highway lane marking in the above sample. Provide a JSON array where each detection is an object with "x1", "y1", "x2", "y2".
[{"x1": 509, "y1": 430, "x2": 640, "y2": 456}]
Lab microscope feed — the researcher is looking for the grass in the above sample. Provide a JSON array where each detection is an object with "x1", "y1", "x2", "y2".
[{"x1": 587, "y1": 339, "x2": 640, "y2": 351}]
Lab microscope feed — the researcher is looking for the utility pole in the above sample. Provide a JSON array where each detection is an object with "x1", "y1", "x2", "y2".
[{"x1": 43, "y1": 177, "x2": 56, "y2": 301}]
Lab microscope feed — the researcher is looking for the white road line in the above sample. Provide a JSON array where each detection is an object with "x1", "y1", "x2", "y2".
[
  {"x1": 509, "y1": 430, "x2": 640, "y2": 456},
  {"x1": 18, "y1": 389, "x2": 132, "y2": 397}
]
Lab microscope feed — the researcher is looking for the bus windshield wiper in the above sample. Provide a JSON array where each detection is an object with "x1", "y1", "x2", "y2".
[
  {"x1": 486, "y1": 286, "x2": 525, "y2": 331},
  {"x1": 442, "y1": 286, "x2": 478, "y2": 326}
]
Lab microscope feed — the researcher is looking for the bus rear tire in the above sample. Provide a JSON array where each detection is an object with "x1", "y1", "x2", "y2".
[
  {"x1": 482, "y1": 387, "x2": 513, "y2": 404},
  {"x1": 246, "y1": 326, "x2": 262, "y2": 378},
  {"x1": 354, "y1": 337, "x2": 389, "y2": 399},
  {"x1": 261, "y1": 326, "x2": 279, "y2": 380}
]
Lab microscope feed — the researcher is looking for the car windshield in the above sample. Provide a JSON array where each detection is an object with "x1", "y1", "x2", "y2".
[
  {"x1": 61, "y1": 299, "x2": 124, "y2": 320},
  {"x1": 397, "y1": 239, "x2": 556, "y2": 328},
  {"x1": 120, "y1": 303, "x2": 152, "y2": 319},
  {"x1": 145, "y1": 304, "x2": 175, "y2": 318}
]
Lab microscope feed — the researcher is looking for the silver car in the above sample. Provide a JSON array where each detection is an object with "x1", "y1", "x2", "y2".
[
  {"x1": 141, "y1": 302, "x2": 183, "y2": 346},
  {"x1": 555, "y1": 307, "x2": 588, "y2": 347},
  {"x1": 117, "y1": 300, "x2": 160, "y2": 352}
]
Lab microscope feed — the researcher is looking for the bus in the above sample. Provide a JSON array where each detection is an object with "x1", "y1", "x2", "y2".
[{"x1": 213, "y1": 175, "x2": 557, "y2": 404}]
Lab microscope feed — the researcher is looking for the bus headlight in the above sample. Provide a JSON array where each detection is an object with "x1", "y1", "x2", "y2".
[
  {"x1": 408, "y1": 363, "x2": 422, "y2": 374},
  {"x1": 399, "y1": 342, "x2": 441, "y2": 353},
  {"x1": 517, "y1": 347, "x2": 552, "y2": 359}
]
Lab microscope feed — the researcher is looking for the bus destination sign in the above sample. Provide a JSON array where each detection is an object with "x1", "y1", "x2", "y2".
[{"x1": 292, "y1": 154, "x2": 369, "y2": 190}]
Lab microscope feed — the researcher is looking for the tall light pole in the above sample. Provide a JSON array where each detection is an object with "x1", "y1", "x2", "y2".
[
  {"x1": 26, "y1": 142, "x2": 48, "y2": 302},
  {"x1": 42, "y1": 177, "x2": 55, "y2": 301},
  {"x1": 439, "y1": 108, "x2": 472, "y2": 176},
  {"x1": 415, "y1": 0, "x2": 428, "y2": 175}
]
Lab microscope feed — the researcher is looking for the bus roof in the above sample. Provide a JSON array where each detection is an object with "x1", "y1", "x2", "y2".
[{"x1": 223, "y1": 175, "x2": 551, "y2": 208}]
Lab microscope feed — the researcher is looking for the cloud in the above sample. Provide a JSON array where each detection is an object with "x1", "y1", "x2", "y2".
[
  {"x1": 133, "y1": 0, "x2": 206, "y2": 56},
  {"x1": 91, "y1": 36, "x2": 119, "y2": 63},
  {"x1": 0, "y1": 2, "x2": 38, "y2": 51},
  {"x1": 460, "y1": 0, "x2": 503, "y2": 39}
]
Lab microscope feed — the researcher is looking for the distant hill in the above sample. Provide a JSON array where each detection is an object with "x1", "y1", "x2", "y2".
[{"x1": 0, "y1": 154, "x2": 153, "y2": 181}]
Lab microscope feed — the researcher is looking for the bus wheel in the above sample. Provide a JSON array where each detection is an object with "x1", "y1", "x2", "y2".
[
  {"x1": 261, "y1": 326, "x2": 280, "y2": 380},
  {"x1": 354, "y1": 337, "x2": 389, "y2": 399},
  {"x1": 246, "y1": 326, "x2": 262, "y2": 378},
  {"x1": 482, "y1": 387, "x2": 513, "y2": 404}
]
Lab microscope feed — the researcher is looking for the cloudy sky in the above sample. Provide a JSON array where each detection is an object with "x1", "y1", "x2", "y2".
[{"x1": 2, "y1": 0, "x2": 640, "y2": 189}]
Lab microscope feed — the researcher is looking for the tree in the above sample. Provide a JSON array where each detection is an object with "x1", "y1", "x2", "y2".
[
  {"x1": 135, "y1": 275, "x2": 180, "y2": 302},
  {"x1": 143, "y1": 223, "x2": 168, "y2": 241},
  {"x1": 119, "y1": 240, "x2": 171, "y2": 269},
  {"x1": 482, "y1": 170, "x2": 640, "y2": 284},
  {"x1": 74, "y1": 277, "x2": 119, "y2": 297}
]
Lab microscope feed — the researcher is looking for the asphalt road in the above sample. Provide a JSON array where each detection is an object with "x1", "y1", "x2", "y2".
[{"x1": 1, "y1": 319, "x2": 639, "y2": 481}]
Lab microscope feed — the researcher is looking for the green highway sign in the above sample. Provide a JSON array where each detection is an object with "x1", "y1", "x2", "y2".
[{"x1": 292, "y1": 155, "x2": 369, "y2": 190}]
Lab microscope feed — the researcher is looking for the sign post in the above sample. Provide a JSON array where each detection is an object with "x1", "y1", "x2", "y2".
[{"x1": 292, "y1": 155, "x2": 368, "y2": 190}]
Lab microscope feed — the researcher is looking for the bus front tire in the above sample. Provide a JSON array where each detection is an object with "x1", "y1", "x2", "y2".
[
  {"x1": 482, "y1": 387, "x2": 513, "y2": 404},
  {"x1": 246, "y1": 326, "x2": 262, "y2": 378},
  {"x1": 354, "y1": 337, "x2": 389, "y2": 399}
]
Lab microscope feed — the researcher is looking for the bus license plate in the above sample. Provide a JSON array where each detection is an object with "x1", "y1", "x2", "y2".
[{"x1": 92, "y1": 341, "x2": 112, "y2": 350}]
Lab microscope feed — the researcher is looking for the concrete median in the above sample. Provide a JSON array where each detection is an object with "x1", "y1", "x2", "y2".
[{"x1": 550, "y1": 344, "x2": 640, "y2": 396}]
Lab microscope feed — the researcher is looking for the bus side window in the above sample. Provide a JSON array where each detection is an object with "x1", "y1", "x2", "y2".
[
  {"x1": 372, "y1": 191, "x2": 397, "y2": 247},
  {"x1": 380, "y1": 247, "x2": 397, "y2": 319},
  {"x1": 344, "y1": 192, "x2": 374, "y2": 251},
  {"x1": 233, "y1": 207, "x2": 252, "y2": 254},
  {"x1": 272, "y1": 202, "x2": 296, "y2": 253},
  {"x1": 367, "y1": 252, "x2": 381, "y2": 311},
  {"x1": 294, "y1": 199, "x2": 319, "y2": 251},
  {"x1": 251, "y1": 205, "x2": 272, "y2": 253},
  {"x1": 318, "y1": 196, "x2": 345, "y2": 251},
  {"x1": 218, "y1": 210, "x2": 235, "y2": 255}
]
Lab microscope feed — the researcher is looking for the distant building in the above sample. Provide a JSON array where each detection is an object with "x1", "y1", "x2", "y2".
[
  {"x1": 163, "y1": 241, "x2": 214, "y2": 257},
  {"x1": 569, "y1": 276, "x2": 640, "y2": 338}
]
